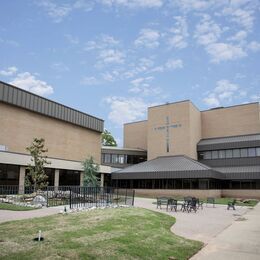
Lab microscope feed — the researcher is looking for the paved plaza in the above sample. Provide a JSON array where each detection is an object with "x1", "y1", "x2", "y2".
[{"x1": 134, "y1": 197, "x2": 260, "y2": 260}]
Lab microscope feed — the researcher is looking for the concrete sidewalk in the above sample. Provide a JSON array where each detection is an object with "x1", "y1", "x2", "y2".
[
  {"x1": 191, "y1": 203, "x2": 260, "y2": 260},
  {"x1": 0, "y1": 205, "x2": 65, "y2": 223},
  {"x1": 134, "y1": 197, "x2": 249, "y2": 243}
]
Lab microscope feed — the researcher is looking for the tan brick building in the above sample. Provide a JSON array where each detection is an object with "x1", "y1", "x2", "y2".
[
  {"x1": 0, "y1": 81, "x2": 110, "y2": 190},
  {"x1": 112, "y1": 100, "x2": 260, "y2": 198}
]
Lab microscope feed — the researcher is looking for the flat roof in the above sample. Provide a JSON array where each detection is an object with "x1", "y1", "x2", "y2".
[
  {"x1": 0, "y1": 81, "x2": 104, "y2": 133},
  {"x1": 102, "y1": 146, "x2": 146, "y2": 152},
  {"x1": 201, "y1": 102, "x2": 259, "y2": 112}
]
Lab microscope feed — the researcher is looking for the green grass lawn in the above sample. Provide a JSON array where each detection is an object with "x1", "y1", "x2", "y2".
[
  {"x1": 213, "y1": 198, "x2": 258, "y2": 207},
  {"x1": 0, "y1": 203, "x2": 38, "y2": 211},
  {"x1": 0, "y1": 207, "x2": 203, "y2": 259}
]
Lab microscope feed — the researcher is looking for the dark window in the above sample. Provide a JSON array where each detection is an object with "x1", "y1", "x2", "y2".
[
  {"x1": 233, "y1": 149, "x2": 240, "y2": 158},
  {"x1": 0, "y1": 164, "x2": 20, "y2": 185},
  {"x1": 111, "y1": 154, "x2": 118, "y2": 164},
  {"x1": 248, "y1": 148, "x2": 256, "y2": 157},
  {"x1": 256, "y1": 147, "x2": 260, "y2": 156},
  {"x1": 183, "y1": 179, "x2": 190, "y2": 189},
  {"x1": 198, "y1": 152, "x2": 204, "y2": 160},
  {"x1": 104, "y1": 154, "x2": 111, "y2": 163},
  {"x1": 240, "y1": 148, "x2": 248, "y2": 157},
  {"x1": 218, "y1": 150, "x2": 225, "y2": 159},
  {"x1": 44, "y1": 168, "x2": 55, "y2": 186},
  {"x1": 59, "y1": 170, "x2": 80, "y2": 186},
  {"x1": 241, "y1": 181, "x2": 251, "y2": 189},
  {"x1": 212, "y1": 150, "x2": 218, "y2": 159},
  {"x1": 175, "y1": 179, "x2": 182, "y2": 189},
  {"x1": 225, "y1": 149, "x2": 233, "y2": 158},
  {"x1": 199, "y1": 179, "x2": 208, "y2": 189},
  {"x1": 231, "y1": 181, "x2": 240, "y2": 189},
  {"x1": 204, "y1": 151, "x2": 211, "y2": 159}
]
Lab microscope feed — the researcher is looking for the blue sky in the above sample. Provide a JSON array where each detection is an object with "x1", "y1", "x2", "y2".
[{"x1": 0, "y1": 0, "x2": 260, "y2": 146}]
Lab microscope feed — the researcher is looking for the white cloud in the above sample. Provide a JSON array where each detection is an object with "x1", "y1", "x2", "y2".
[
  {"x1": 129, "y1": 76, "x2": 160, "y2": 96},
  {"x1": 203, "y1": 96, "x2": 220, "y2": 107},
  {"x1": 134, "y1": 28, "x2": 160, "y2": 48},
  {"x1": 247, "y1": 41, "x2": 260, "y2": 52},
  {"x1": 105, "y1": 96, "x2": 149, "y2": 126},
  {"x1": 171, "y1": 0, "x2": 214, "y2": 12},
  {"x1": 165, "y1": 59, "x2": 183, "y2": 70},
  {"x1": 206, "y1": 43, "x2": 247, "y2": 63},
  {"x1": 194, "y1": 15, "x2": 222, "y2": 46},
  {"x1": 9, "y1": 72, "x2": 53, "y2": 96},
  {"x1": 221, "y1": 7, "x2": 254, "y2": 30},
  {"x1": 250, "y1": 94, "x2": 260, "y2": 102},
  {"x1": 84, "y1": 34, "x2": 119, "y2": 51},
  {"x1": 203, "y1": 80, "x2": 244, "y2": 107},
  {"x1": 80, "y1": 76, "x2": 100, "y2": 85},
  {"x1": 167, "y1": 16, "x2": 188, "y2": 49},
  {"x1": 0, "y1": 66, "x2": 18, "y2": 76},
  {"x1": 228, "y1": 30, "x2": 247, "y2": 42},
  {"x1": 98, "y1": 49, "x2": 125, "y2": 64},
  {"x1": 100, "y1": 0, "x2": 163, "y2": 8},
  {"x1": 36, "y1": 0, "x2": 93, "y2": 22}
]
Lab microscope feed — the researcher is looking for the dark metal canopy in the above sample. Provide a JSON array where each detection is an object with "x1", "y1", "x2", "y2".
[
  {"x1": 214, "y1": 166, "x2": 260, "y2": 180},
  {"x1": 112, "y1": 155, "x2": 224, "y2": 180},
  {"x1": 198, "y1": 134, "x2": 260, "y2": 151}
]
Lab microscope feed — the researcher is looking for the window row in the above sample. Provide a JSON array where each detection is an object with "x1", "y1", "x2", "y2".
[
  {"x1": 101, "y1": 153, "x2": 146, "y2": 165},
  {"x1": 112, "y1": 179, "x2": 260, "y2": 190},
  {"x1": 198, "y1": 147, "x2": 260, "y2": 160}
]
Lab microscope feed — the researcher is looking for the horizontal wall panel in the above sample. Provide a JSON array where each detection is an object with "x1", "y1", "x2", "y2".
[{"x1": 0, "y1": 81, "x2": 104, "y2": 133}]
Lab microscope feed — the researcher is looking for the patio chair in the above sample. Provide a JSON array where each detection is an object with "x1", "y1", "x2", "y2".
[
  {"x1": 196, "y1": 199, "x2": 203, "y2": 210},
  {"x1": 227, "y1": 199, "x2": 236, "y2": 210},
  {"x1": 206, "y1": 197, "x2": 215, "y2": 208},
  {"x1": 187, "y1": 198, "x2": 197, "y2": 213},
  {"x1": 156, "y1": 197, "x2": 169, "y2": 209},
  {"x1": 167, "y1": 198, "x2": 177, "y2": 212}
]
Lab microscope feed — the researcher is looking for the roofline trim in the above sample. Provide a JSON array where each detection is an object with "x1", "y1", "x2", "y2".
[
  {"x1": 201, "y1": 102, "x2": 259, "y2": 112},
  {"x1": 0, "y1": 80, "x2": 104, "y2": 122}
]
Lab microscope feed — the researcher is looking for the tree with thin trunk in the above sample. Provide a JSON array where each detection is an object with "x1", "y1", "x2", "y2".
[
  {"x1": 82, "y1": 156, "x2": 100, "y2": 187},
  {"x1": 25, "y1": 138, "x2": 50, "y2": 192}
]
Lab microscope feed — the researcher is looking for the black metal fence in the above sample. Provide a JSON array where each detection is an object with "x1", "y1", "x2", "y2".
[
  {"x1": 0, "y1": 185, "x2": 135, "y2": 208},
  {"x1": 68, "y1": 187, "x2": 135, "y2": 209}
]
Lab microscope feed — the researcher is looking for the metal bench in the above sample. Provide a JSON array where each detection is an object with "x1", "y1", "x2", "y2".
[
  {"x1": 206, "y1": 197, "x2": 215, "y2": 208},
  {"x1": 227, "y1": 199, "x2": 236, "y2": 210}
]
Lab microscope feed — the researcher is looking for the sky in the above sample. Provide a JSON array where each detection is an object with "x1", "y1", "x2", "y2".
[{"x1": 0, "y1": 0, "x2": 260, "y2": 146}]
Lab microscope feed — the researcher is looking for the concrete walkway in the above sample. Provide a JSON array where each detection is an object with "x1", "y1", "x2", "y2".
[
  {"x1": 134, "y1": 197, "x2": 249, "y2": 243},
  {"x1": 191, "y1": 203, "x2": 260, "y2": 260},
  {"x1": 0, "y1": 205, "x2": 65, "y2": 223}
]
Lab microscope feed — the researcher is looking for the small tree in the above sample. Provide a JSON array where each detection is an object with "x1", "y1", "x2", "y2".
[
  {"x1": 25, "y1": 138, "x2": 50, "y2": 192},
  {"x1": 102, "y1": 129, "x2": 117, "y2": 146},
  {"x1": 82, "y1": 156, "x2": 100, "y2": 187}
]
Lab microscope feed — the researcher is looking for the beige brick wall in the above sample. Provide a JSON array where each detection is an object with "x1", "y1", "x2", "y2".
[
  {"x1": 147, "y1": 101, "x2": 200, "y2": 160},
  {"x1": 124, "y1": 120, "x2": 147, "y2": 150},
  {"x1": 222, "y1": 190, "x2": 260, "y2": 199},
  {"x1": 134, "y1": 189, "x2": 222, "y2": 199},
  {"x1": 202, "y1": 103, "x2": 260, "y2": 139},
  {"x1": 0, "y1": 102, "x2": 101, "y2": 163},
  {"x1": 189, "y1": 102, "x2": 201, "y2": 160}
]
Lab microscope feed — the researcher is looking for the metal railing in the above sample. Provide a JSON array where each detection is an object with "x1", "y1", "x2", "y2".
[{"x1": 0, "y1": 185, "x2": 135, "y2": 208}]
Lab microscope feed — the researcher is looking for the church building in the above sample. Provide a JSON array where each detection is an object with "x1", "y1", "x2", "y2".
[{"x1": 112, "y1": 100, "x2": 260, "y2": 198}]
